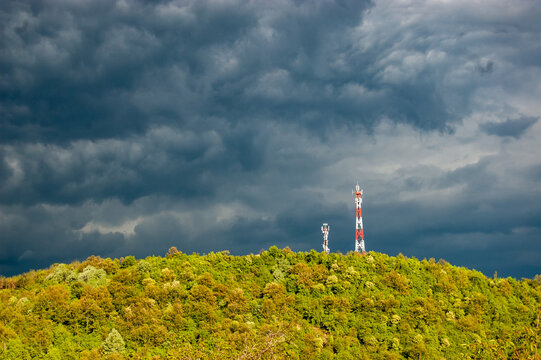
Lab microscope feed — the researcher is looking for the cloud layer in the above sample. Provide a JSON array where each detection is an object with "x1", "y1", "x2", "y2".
[{"x1": 1, "y1": 0, "x2": 541, "y2": 278}]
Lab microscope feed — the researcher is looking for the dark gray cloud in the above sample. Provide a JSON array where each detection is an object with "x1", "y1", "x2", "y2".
[
  {"x1": 1, "y1": 0, "x2": 541, "y2": 278},
  {"x1": 0, "y1": 0, "x2": 375, "y2": 143},
  {"x1": 480, "y1": 116, "x2": 538, "y2": 138}
]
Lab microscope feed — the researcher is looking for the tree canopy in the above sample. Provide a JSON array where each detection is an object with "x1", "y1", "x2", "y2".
[{"x1": 0, "y1": 248, "x2": 540, "y2": 359}]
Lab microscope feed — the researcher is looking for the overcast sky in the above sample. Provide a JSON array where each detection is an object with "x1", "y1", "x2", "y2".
[{"x1": 1, "y1": 0, "x2": 540, "y2": 278}]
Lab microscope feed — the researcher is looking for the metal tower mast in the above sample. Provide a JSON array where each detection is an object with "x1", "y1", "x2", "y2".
[
  {"x1": 354, "y1": 183, "x2": 366, "y2": 254},
  {"x1": 321, "y1": 223, "x2": 330, "y2": 254}
]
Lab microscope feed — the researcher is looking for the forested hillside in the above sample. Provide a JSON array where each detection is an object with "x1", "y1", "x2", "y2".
[{"x1": 1, "y1": 247, "x2": 540, "y2": 359}]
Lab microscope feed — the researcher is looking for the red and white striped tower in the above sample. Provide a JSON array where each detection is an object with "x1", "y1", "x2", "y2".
[
  {"x1": 354, "y1": 183, "x2": 366, "y2": 254},
  {"x1": 321, "y1": 223, "x2": 330, "y2": 254}
]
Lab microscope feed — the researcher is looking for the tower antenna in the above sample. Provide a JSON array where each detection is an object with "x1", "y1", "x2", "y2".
[
  {"x1": 321, "y1": 223, "x2": 330, "y2": 254},
  {"x1": 354, "y1": 183, "x2": 366, "y2": 254}
]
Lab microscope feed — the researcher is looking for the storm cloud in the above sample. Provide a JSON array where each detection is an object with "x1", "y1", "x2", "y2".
[
  {"x1": 480, "y1": 116, "x2": 538, "y2": 139},
  {"x1": 1, "y1": 0, "x2": 540, "y2": 278}
]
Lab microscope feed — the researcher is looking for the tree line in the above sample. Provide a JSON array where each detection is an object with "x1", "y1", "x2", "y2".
[{"x1": 0, "y1": 246, "x2": 540, "y2": 359}]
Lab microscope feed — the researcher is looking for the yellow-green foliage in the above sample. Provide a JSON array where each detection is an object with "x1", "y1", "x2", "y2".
[{"x1": 0, "y1": 248, "x2": 540, "y2": 359}]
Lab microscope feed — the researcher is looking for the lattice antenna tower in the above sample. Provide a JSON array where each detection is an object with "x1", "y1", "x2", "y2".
[
  {"x1": 321, "y1": 223, "x2": 330, "y2": 254},
  {"x1": 354, "y1": 183, "x2": 366, "y2": 254}
]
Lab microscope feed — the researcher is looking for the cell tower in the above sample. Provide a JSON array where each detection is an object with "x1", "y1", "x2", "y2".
[
  {"x1": 321, "y1": 223, "x2": 330, "y2": 254},
  {"x1": 354, "y1": 183, "x2": 366, "y2": 254}
]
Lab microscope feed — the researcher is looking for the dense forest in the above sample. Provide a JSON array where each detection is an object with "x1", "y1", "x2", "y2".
[{"x1": 0, "y1": 247, "x2": 540, "y2": 359}]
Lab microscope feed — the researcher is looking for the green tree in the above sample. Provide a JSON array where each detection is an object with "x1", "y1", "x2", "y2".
[
  {"x1": 78, "y1": 266, "x2": 107, "y2": 286},
  {"x1": 120, "y1": 256, "x2": 136, "y2": 268},
  {"x1": 102, "y1": 328, "x2": 125, "y2": 355},
  {"x1": 46, "y1": 264, "x2": 77, "y2": 284}
]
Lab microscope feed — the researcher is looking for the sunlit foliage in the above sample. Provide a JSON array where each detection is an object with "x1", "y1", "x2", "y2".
[{"x1": 0, "y1": 247, "x2": 540, "y2": 359}]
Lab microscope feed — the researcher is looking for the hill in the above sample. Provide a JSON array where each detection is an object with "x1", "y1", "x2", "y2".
[{"x1": 0, "y1": 247, "x2": 540, "y2": 359}]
